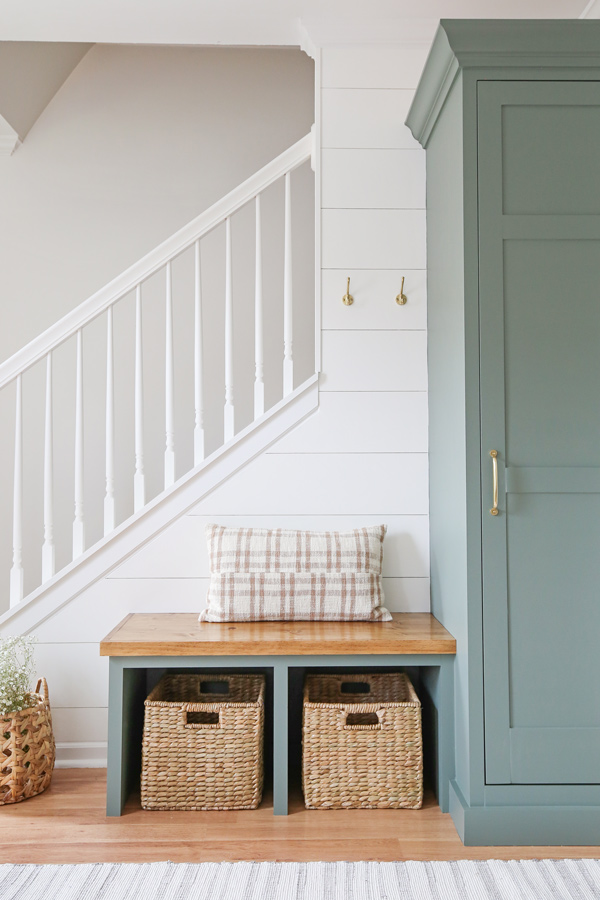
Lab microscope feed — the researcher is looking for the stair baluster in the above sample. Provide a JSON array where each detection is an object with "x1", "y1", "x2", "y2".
[
  {"x1": 134, "y1": 286, "x2": 146, "y2": 511},
  {"x1": 73, "y1": 329, "x2": 85, "y2": 559},
  {"x1": 42, "y1": 353, "x2": 55, "y2": 582},
  {"x1": 104, "y1": 307, "x2": 116, "y2": 535},
  {"x1": 254, "y1": 195, "x2": 265, "y2": 419},
  {"x1": 194, "y1": 240, "x2": 205, "y2": 464},
  {"x1": 9, "y1": 374, "x2": 24, "y2": 605},
  {"x1": 164, "y1": 263, "x2": 175, "y2": 488},
  {"x1": 283, "y1": 171, "x2": 294, "y2": 396},
  {"x1": 224, "y1": 216, "x2": 234, "y2": 442}
]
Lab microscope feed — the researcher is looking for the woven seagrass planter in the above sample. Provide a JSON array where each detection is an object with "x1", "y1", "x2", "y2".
[
  {"x1": 141, "y1": 673, "x2": 264, "y2": 811},
  {"x1": 302, "y1": 672, "x2": 423, "y2": 810},
  {"x1": 0, "y1": 677, "x2": 56, "y2": 806}
]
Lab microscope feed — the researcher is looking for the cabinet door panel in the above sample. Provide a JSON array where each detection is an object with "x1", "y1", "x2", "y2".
[
  {"x1": 506, "y1": 493, "x2": 600, "y2": 730},
  {"x1": 502, "y1": 102, "x2": 600, "y2": 214},
  {"x1": 479, "y1": 80, "x2": 600, "y2": 785},
  {"x1": 503, "y1": 239, "x2": 600, "y2": 467}
]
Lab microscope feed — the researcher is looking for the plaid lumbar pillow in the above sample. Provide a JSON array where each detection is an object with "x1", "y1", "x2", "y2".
[{"x1": 199, "y1": 524, "x2": 391, "y2": 622}]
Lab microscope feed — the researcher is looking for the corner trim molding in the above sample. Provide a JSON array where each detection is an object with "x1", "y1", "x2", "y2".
[
  {"x1": 297, "y1": 19, "x2": 317, "y2": 60},
  {"x1": 405, "y1": 26, "x2": 458, "y2": 148}
]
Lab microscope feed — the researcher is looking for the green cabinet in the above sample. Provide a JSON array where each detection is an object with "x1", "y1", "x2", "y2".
[
  {"x1": 478, "y1": 79, "x2": 600, "y2": 786},
  {"x1": 407, "y1": 20, "x2": 600, "y2": 844}
]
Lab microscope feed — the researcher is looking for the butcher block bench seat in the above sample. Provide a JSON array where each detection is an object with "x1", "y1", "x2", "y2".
[
  {"x1": 100, "y1": 612, "x2": 456, "y2": 657},
  {"x1": 100, "y1": 613, "x2": 456, "y2": 817}
]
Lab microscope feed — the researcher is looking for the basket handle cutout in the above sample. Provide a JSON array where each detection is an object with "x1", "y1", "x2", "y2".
[
  {"x1": 183, "y1": 710, "x2": 221, "y2": 728},
  {"x1": 344, "y1": 711, "x2": 381, "y2": 729},
  {"x1": 341, "y1": 682, "x2": 370, "y2": 694},
  {"x1": 200, "y1": 681, "x2": 229, "y2": 695}
]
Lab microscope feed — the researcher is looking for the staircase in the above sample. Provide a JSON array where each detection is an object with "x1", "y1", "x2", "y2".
[{"x1": 0, "y1": 132, "x2": 318, "y2": 634}]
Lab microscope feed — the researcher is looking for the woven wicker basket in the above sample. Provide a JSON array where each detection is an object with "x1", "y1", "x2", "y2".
[
  {"x1": 302, "y1": 672, "x2": 423, "y2": 810},
  {"x1": 141, "y1": 673, "x2": 264, "y2": 811},
  {"x1": 0, "y1": 677, "x2": 56, "y2": 806}
]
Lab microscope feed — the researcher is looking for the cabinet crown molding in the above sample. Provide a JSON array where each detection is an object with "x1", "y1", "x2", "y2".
[{"x1": 406, "y1": 18, "x2": 600, "y2": 148}]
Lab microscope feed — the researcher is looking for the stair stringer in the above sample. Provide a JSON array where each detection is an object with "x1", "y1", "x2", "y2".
[{"x1": 0, "y1": 375, "x2": 319, "y2": 636}]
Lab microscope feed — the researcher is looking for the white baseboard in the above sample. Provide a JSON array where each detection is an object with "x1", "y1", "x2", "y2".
[{"x1": 55, "y1": 741, "x2": 107, "y2": 768}]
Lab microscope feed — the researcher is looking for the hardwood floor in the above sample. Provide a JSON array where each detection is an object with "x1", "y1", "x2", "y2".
[{"x1": 1, "y1": 770, "x2": 599, "y2": 864}]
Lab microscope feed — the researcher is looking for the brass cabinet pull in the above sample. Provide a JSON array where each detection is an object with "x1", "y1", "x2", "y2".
[{"x1": 490, "y1": 450, "x2": 499, "y2": 516}]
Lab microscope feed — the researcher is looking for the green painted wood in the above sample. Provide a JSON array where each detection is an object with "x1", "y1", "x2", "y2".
[
  {"x1": 116, "y1": 654, "x2": 453, "y2": 669},
  {"x1": 404, "y1": 25, "x2": 458, "y2": 147},
  {"x1": 272, "y1": 660, "x2": 289, "y2": 816},
  {"x1": 406, "y1": 20, "x2": 600, "y2": 146},
  {"x1": 510, "y1": 728, "x2": 600, "y2": 785},
  {"x1": 505, "y1": 467, "x2": 600, "y2": 494},
  {"x1": 501, "y1": 216, "x2": 600, "y2": 240},
  {"x1": 484, "y1": 783, "x2": 600, "y2": 806},
  {"x1": 105, "y1": 653, "x2": 454, "y2": 817},
  {"x1": 423, "y1": 73, "x2": 478, "y2": 810},
  {"x1": 460, "y1": 71, "x2": 489, "y2": 812},
  {"x1": 500, "y1": 91, "x2": 600, "y2": 215},
  {"x1": 478, "y1": 79, "x2": 600, "y2": 786},
  {"x1": 420, "y1": 663, "x2": 455, "y2": 812},
  {"x1": 106, "y1": 659, "x2": 125, "y2": 817},
  {"x1": 450, "y1": 780, "x2": 600, "y2": 846},
  {"x1": 410, "y1": 16, "x2": 600, "y2": 845},
  {"x1": 106, "y1": 660, "x2": 146, "y2": 817}
]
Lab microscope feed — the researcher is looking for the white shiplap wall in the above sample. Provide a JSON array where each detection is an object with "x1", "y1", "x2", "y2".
[{"x1": 32, "y1": 42, "x2": 430, "y2": 765}]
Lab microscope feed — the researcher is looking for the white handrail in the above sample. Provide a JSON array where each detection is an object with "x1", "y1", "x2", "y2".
[{"x1": 0, "y1": 133, "x2": 312, "y2": 390}]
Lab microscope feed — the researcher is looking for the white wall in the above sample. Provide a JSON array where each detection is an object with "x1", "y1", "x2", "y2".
[
  {"x1": 0, "y1": 45, "x2": 315, "y2": 601},
  {"x1": 18, "y1": 41, "x2": 431, "y2": 766}
]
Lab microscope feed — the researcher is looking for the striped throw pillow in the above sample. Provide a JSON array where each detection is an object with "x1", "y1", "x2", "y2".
[{"x1": 199, "y1": 524, "x2": 391, "y2": 622}]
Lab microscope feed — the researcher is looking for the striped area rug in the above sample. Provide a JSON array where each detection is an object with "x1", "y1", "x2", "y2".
[{"x1": 1, "y1": 860, "x2": 600, "y2": 899}]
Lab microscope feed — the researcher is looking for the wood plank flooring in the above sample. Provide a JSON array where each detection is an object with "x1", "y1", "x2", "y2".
[{"x1": 0, "y1": 770, "x2": 599, "y2": 863}]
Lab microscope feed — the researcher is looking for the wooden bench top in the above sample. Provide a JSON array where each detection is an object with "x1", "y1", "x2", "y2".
[{"x1": 100, "y1": 613, "x2": 456, "y2": 657}]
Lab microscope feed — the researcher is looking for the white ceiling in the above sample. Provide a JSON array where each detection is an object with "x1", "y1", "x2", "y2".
[{"x1": 0, "y1": 0, "x2": 596, "y2": 45}]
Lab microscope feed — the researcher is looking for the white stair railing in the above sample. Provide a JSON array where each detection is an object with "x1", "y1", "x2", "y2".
[{"x1": 0, "y1": 133, "x2": 313, "y2": 609}]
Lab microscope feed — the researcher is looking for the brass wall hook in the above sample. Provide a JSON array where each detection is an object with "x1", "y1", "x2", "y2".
[
  {"x1": 342, "y1": 276, "x2": 354, "y2": 306},
  {"x1": 396, "y1": 276, "x2": 407, "y2": 305}
]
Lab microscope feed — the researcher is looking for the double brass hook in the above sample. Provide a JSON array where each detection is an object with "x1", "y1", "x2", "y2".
[{"x1": 341, "y1": 275, "x2": 408, "y2": 306}]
